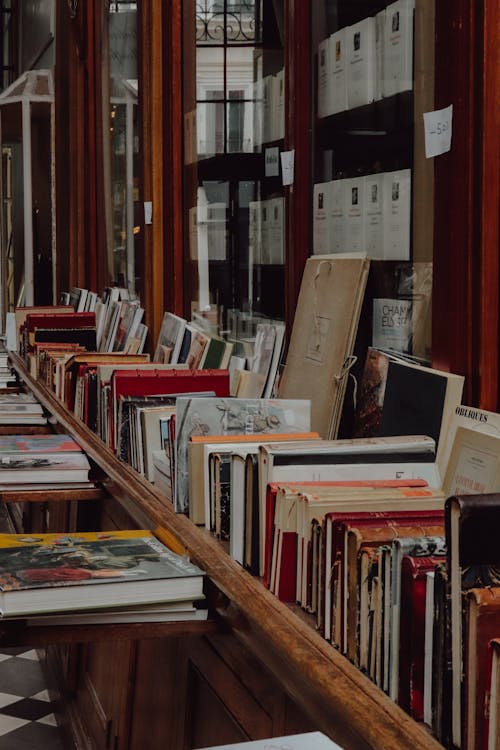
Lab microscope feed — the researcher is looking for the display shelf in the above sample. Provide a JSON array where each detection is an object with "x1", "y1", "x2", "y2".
[{"x1": 8, "y1": 352, "x2": 444, "y2": 750}]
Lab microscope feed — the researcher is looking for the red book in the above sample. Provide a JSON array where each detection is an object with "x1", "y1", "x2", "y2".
[
  {"x1": 399, "y1": 555, "x2": 441, "y2": 720},
  {"x1": 464, "y1": 587, "x2": 500, "y2": 750},
  {"x1": 110, "y1": 368, "x2": 230, "y2": 450}
]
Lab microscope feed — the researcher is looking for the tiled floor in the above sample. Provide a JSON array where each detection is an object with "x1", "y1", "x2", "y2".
[{"x1": 0, "y1": 647, "x2": 65, "y2": 749}]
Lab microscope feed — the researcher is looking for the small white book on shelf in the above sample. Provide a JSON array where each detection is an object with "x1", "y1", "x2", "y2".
[
  {"x1": 272, "y1": 69, "x2": 285, "y2": 141},
  {"x1": 317, "y1": 36, "x2": 332, "y2": 118},
  {"x1": 344, "y1": 176, "x2": 365, "y2": 253},
  {"x1": 329, "y1": 179, "x2": 347, "y2": 253},
  {"x1": 267, "y1": 197, "x2": 285, "y2": 265},
  {"x1": 382, "y1": 168, "x2": 411, "y2": 260},
  {"x1": 313, "y1": 182, "x2": 331, "y2": 254},
  {"x1": 384, "y1": 0, "x2": 415, "y2": 97},
  {"x1": 374, "y1": 9, "x2": 386, "y2": 101},
  {"x1": 329, "y1": 28, "x2": 348, "y2": 114},
  {"x1": 346, "y1": 16, "x2": 376, "y2": 109},
  {"x1": 364, "y1": 172, "x2": 384, "y2": 258}
]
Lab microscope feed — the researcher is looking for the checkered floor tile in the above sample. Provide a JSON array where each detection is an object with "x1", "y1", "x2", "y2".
[{"x1": 0, "y1": 648, "x2": 65, "y2": 749}]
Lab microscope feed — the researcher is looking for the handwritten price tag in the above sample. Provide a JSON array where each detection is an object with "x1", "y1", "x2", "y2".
[{"x1": 423, "y1": 105, "x2": 453, "y2": 158}]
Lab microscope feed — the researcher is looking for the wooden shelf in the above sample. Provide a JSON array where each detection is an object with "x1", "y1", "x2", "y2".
[{"x1": 9, "y1": 353, "x2": 444, "y2": 750}]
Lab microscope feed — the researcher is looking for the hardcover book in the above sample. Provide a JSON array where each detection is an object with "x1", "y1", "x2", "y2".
[
  {"x1": 0, "y1": 530, "x2": 205, "y2": 617},
  {"x1": 445, "y1": 493, "x2": 500, "y2": 749},
  {"x1": 0, "y1": 452, "x2": 91, "y2": 484}
]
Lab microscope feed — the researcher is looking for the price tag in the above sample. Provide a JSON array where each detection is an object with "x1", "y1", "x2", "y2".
[
  {"x1": 265, "y1": 147, "x2": 280, "y2": 177},
  {"x1": 423, "y1": 105, "x2": 453, "y2": 158},
  {"x1": 280, "y1": 149, "x2": 295, "y2": 186}
]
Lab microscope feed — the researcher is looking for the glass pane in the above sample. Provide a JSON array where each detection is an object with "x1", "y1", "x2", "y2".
[
  {"x1": 312, "y1": 0, "x2": 433, "y2": 364},
  {"x1": 184, "y1": 0, "x2": 285, "y2": 349},
  {"x1": 107, "y1": 3, "x2": 140, "y2": 295}
]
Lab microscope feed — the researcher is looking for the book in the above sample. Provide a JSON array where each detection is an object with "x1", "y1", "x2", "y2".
[
  {"x1": 27, "y1": 602, "x2": 208, "y2": 626},
  {"x1": 384, "y1": 0, "x2": 415, "y2": 97},
  {"x1": 353, "y1": 346, "x2": 464, "y2": 472},
  {"x1": 199, "y1": 732, "x2": 344, "y2": 750},
  {"x1": 176, "y1": 397, "x2": 311, "y2": 516},
  {"x1": 14, "y1": 305, "x2": 73, "y2": 352},
  {"x1": 330, "y1": 28, "x2": 348, "y2": 114},
  {"x1": 0, "y1": 452, "x2": 91, "y2": 484},
  {"x1": 464, "y1": 587, "x2": 500, "y2": 750},
  {"x1": 387, "y1": 534, "x2": 445, "y2": 700},
  {"x1": 346, "y1": 16, "x2": 376, "y2": 109},
  {"x1": 486, "y1": 638, "x2": 500, "y2": 750},
  {"x1": 278, "y1": 254, "x2": 370, "y2": 438},
  {"x1": 445, "y1": 493, "x2": 500, "y2": 749},
  {"x1": 443, "y1": 426, "x2": 500, "y2": 497},
  {"x1": 439, "y1": 403, "x2": 500, "y2": 485},
  {"x1": 382, "y1": 169, "x2": 411, "y2": 261},
  {"x1": 399, "y1": 555, "x2": 440, "y2": 720},
  {"x1": 188, "y1": 432, "x2": 319, "y2": 527},
  {"x1": 0, "y1": 530, "x2": 205, "y2": 617},
  {"x1": 0, "y1": 434, "x2": 82, "y2": 453}
]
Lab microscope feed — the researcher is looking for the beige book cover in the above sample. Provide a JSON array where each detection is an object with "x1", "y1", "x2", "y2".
[{"x1": 278, "y1": 254, "x2": 370, "y2": 438}]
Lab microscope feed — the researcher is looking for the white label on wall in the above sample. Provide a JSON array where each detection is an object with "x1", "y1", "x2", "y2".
[
  {"x1": 280, "y1": 150, "x2": 295, "y2": 186},
  {"x1": 423, "y1": 104, "x2": 453, "y2": 158}
]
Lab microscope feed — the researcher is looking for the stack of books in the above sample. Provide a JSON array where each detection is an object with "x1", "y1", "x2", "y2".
[
  {"x1": 0, "y1": 529, "x2": 206, "y2": 624},
  {"x1": 0, "y1": 391, "x2": 47, "y2": 426},
  {"x1": 0, "y1": 433, "x2": 92, "y2": 490}
]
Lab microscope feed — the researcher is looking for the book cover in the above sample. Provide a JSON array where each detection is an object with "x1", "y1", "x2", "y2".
[
  {"x1": 0, "y1": 452, "x2": 91, "y2": 483},
  {"x1": 278, "y1": 254, "x2": 370, "y2": 439},
  {"x1": 0, "y1": 434, "x2": 82, "y2": 453},
  {"x1": 384, "y1": 0, "x2": 415, "y2": 97},
  {"x1": 199, "y1": 731, "x2": 344, "y2": 750},
  {"x1": 464, "y1": 587, "x2": 500, "y2": 750},
  {"x1": 330, "y1": 28, "x2": 347, "y2": 114},
  {"x1": 399, "y1": 555, "x2": 440, "y2": 720},
  {"x1": 445, "y1": 493, "x2": 500, "y2": 749},
  {"x1": 443, "y1": 426, "x2": 500, "y2": 497},
  {"x1": 346, "y1": 16, "x2": 376, "y2": 109},
  {"x1": 176, "y1": 397, "x2": 311, "y2": 515},
  {"x1": 0, "y1": 530, "x2": 204, "y2": 617}
]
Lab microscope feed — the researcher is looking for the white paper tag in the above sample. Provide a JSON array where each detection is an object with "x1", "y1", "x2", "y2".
[
  {"x1": 265, "y1": 147, "x2": 280, "y2": 177},
  {"x1": 280, "y1": 149, "x2": 295, "y2": 186},
  {"x1": 144, "y1": 201, "x2": 153, "y2": 224},
  {"x1": 423, "y1": 105, "x2": 453, "y2": 158}
]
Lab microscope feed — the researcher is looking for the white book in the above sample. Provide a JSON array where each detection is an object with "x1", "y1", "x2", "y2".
[
  {"x1": 329, "y1": 28, "x2": 348, "y2": 114},
  {"x1": 261, "y1": 75, "x2": 272, "y2": 144},
  {"x1": 344, "y1": 176, "x2": 365, "y2": 253},
  {"x1": 313, "y1": 182, "x2": 331, "y2": 254},
  {"x1": 267, "y1": 197, "x2": 285, "y2": 264},
  {"x1": 248, "y1": 200, "x2": 262, "y2": 265},
  {"x1": 364, "y1": 172, "x2": 384, "y2": 257},
  {"x1": 252, "y1": 78, "x2": 263, "y2": 151},
  {"x1": 206, "y1": 203, "x2": 227, "y2": 261},
  {"x1": 272, "y1": 69, "x2": 285, "y2": 141},
  {"x1": 317, "y1": 37, "x2": 332, "y2": 118},
  {"x1": 382, "y1": 169, "x2": 411, "y2": 260},
  {"x1": 329, "y1": 179, "x2": 347, "y2": 253},
  {"x1": 346, "y1": 17, "x2": 376, "y2": 109},
  {"x1": 374, "y1": 10, "x2": 386, "y2": 101},
  {"x1": 438, "y1": 403, "x2": 500, "y2": 483},
  {"x1": 384, "y1": 0, "x2": 415, "y2": 97},
  {"x1": 260, "y1": 199, "x2": 271, "y2": 264},
  {"x1": 423, "y1": 570, "x2": 435, "y2": 726}
]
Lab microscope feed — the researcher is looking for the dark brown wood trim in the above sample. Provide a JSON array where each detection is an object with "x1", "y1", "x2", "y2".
[
  {"x1": 139, "y1": 0, "x2": 167, "y2": 350},
  {"x1": 284, "y1": 0, "x2": 311, "y2": 340},
  {"x1": 164, "y1": 0, "x2": 185, "y2": 317},
  {"x1": 432, "y1": 1, "x2": 475, "y2": 392},
  {"x1": 475, "y1": 0, "x2": 500, "y2": 409}
]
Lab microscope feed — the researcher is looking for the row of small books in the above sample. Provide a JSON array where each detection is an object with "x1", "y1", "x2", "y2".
[
  {"x1": 154, "y1": 310, "x2": 285, "y2": 398},
  {"x1": 0, "y1": 529, "x2": 207, "y2": 625}
]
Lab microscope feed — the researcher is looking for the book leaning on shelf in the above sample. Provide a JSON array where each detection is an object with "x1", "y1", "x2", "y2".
[{"x1": 0, "y1": 530, "x2": 205, "y2": 618}]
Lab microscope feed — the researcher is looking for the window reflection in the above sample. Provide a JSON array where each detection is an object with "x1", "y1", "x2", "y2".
[
  {"x1": 185, "y1": 0, "x2": 285, "y2": 338},
  {"x1": 107, "y1": 2, "x2": 139, "y2": 296}
]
